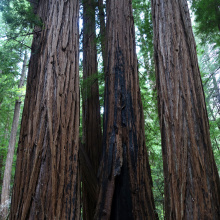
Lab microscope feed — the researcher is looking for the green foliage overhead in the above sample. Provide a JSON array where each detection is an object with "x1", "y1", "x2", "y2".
[
  {"x1": 0, "y1": 2, "x2": 30, "y2": 196},
  {"x1": 0, "y1": 1, "x2": 219, "y2": 219},
  {"x1": 133, "y1": 1, "x2": 164, "y2": 218},
  {"x1": 0, "y1": 0, "x2": 42, "y2": 44},
  {"x1": 190, "y1": 0, "x2": 220, "y2": 47},
  {"x1": 133, "y1": 0, "x2": 155, "y2": 82},
  {"x1": 196, "y1": 41, "x2": 220, "y2": 171}
]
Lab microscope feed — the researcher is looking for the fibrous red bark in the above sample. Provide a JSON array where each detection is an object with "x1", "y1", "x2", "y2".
[
  {"x1": 95, "y1": 0, "x2": 158, "y2": 219},
  {"x1": 151, "y1": 0, "x2": 220, "y2": 219},
  {"x1": 10, "y1": 1, "x2": 80, "y2": 219}
]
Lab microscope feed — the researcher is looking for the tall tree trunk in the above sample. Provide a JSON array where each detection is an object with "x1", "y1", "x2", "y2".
[
  {"x1": 98, "y1": 0, "x2": 106, "y2": 69},
  {"x1": 0, "y1": 111, "x2": 11, "y2": 204},
  {"x1": 151, "y1": 0, "x2": 220, "y2": 219},
  {"x1": 211, "y1": 74, "x2": 220, "y2": 118},
  {"x1": 10, "y1": 0, "x2": 80, "y2": 219},
  {"x1": 0, "y1": 123, "x2": 10, "y2": 201},
  {"x1": 0, "y1": 117, "x2": 10, "y2": 198},
  {"x1": 0, "y1": 151, "x2": 4, "y2": 201},
  {"x1": 0, "y1": 50, "x2": 28, "y2": 219},
  {"x1": 95, "y1": 0, "x2": 158, "y2": 219},
  {"x1": 81, "y1": 0, "x2": 102, "y2": 219}
]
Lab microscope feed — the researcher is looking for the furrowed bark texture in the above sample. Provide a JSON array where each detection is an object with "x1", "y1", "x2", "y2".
[
  {"x1": 151, "y1": 0, "x2": 220, "y2": 219},
  {"x1": 82, "y1": 0, "x2": 102, "y2": 219},
  {"x1": 0, "y1": 51, "x2": 28, "y2": 219},
  {"x1": 10, "y1": 0, "x2": 80, "y2": 219},
  {"x1": 95, "y1": 0, "x2": 158, "y2": 219}
]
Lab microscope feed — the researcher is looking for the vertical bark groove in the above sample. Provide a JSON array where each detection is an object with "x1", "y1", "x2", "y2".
[
  {"x1": 151, "y1": 0, "x2": 220, "y2": 219},
  {"x1": 95, "y1": 1, "x2": 158, "y2": 219},
  {"x1": 10, "y1": 1, "x2": 80, "y2": 219}
]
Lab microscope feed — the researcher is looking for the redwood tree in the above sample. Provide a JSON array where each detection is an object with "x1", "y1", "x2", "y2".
[
  {"x1": 0, "y1": 50, "x2": 27, "y2": 219},
  {"x1": 10, "y1": 0, "x2": 81, "y2": 219},
  {"x1": 81, "y1": 0, "x2": 102, "y2": 219},
  {"x1": 95, "y1": 0, "x2": 158, "y2": 219},
  {"x1": 151, "y1": 0, "x2": 220, "y2": 219},
  {"x1": 98, "y1": 0, "x2": 106, "y2": 69}
]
